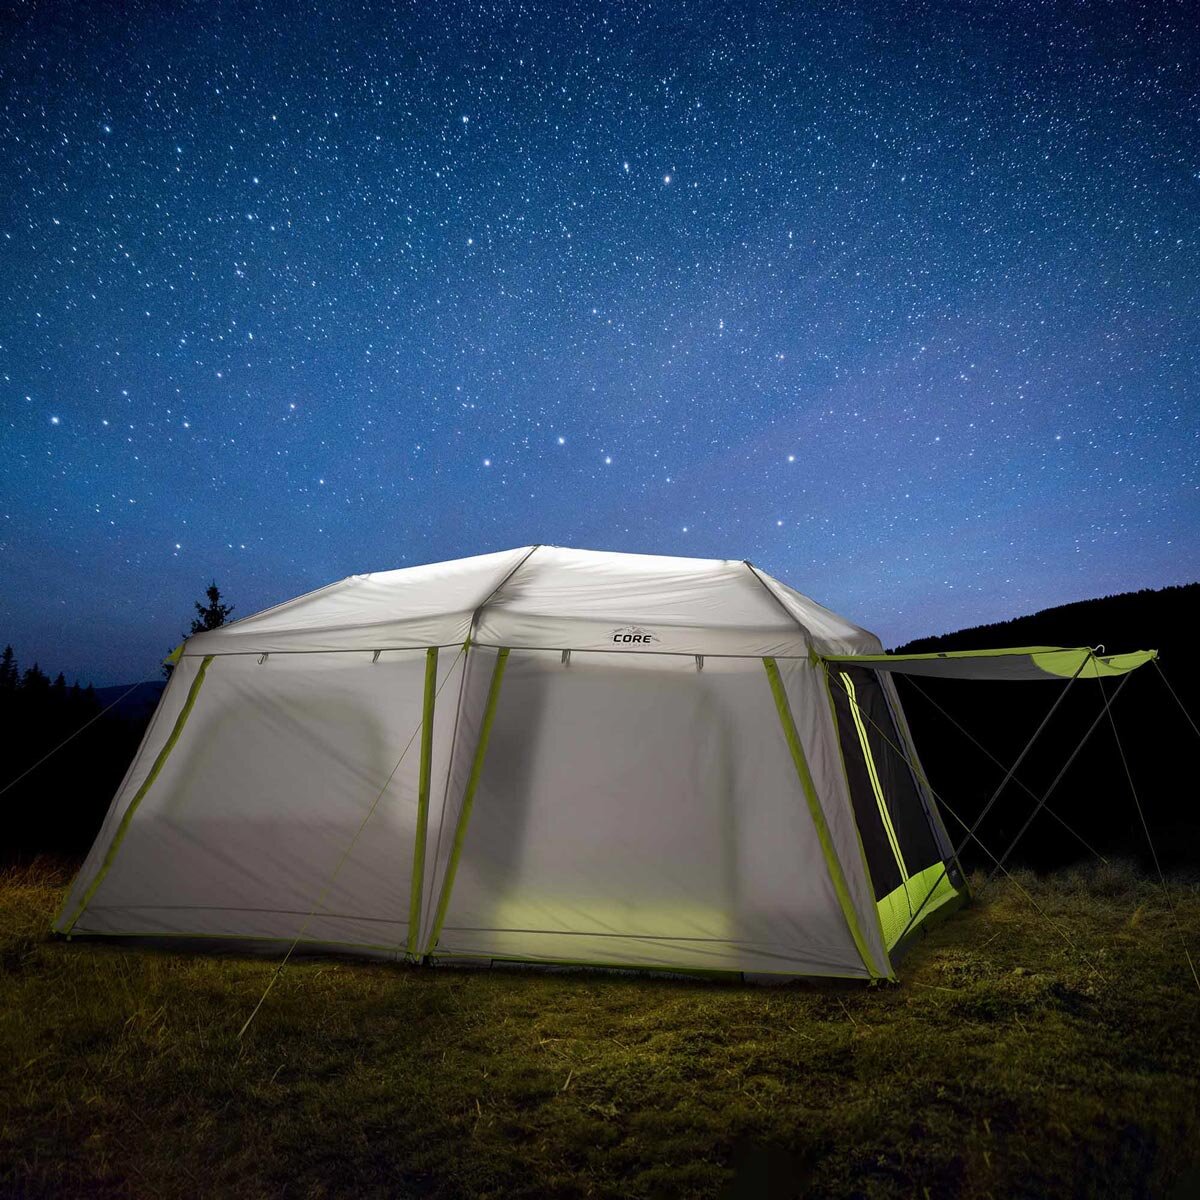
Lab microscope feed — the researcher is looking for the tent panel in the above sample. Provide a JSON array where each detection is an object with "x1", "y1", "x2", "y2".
[
  {"x1": 426, "y1": 650, "x2": 874, "y2": 978},
  {"x1": 63, "y1": 649, "x2": 465, "y2": 947},
  {"x1": 750, "y1": 571, "x2": 884, "y2": 655},
  {"x1": 485, "y1": 547, "x2": 790, "y2": 626}
]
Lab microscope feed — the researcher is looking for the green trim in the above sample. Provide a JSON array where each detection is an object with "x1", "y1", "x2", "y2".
[
  {"x1": 423, "y1": 647, "x2": 510, "y2": 955},
  {"x1": 820, "y1": 668, "x2": 893, "y2": 971},
  {"x1": 762, "y1": 658, "x2": 885, "y2": 980},
  {"x1": 877, "y1": 860, "x2": 964, "y2": 949},
  {"x1": 59, "y1": 656, "x2": 215, "y2": 934},
  {"x1": 406, "y1": 647, "x2": 439, "y2": 957},
  {"x1": 823, "y1": 646, "x2": 1156, "y2": 679},
  {"x1": 839, "y1": 671, "x2": 909, "y2": 881},
  {"x1": 162, "y1": 642, "x2": 185, "y2": 667}
]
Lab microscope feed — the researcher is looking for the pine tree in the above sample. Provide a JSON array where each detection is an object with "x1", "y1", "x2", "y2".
[
  {"x1": 0, "y1": 645, "x2": 17, "y2": 692},
  {"x1": 189, "y1": 583, "x2": 235, "y2": 635},
  {"x1": 22, "y1": 663, "x2": 50, "y2": 694},
  {"x1": 165, "y1": 583, "x2": 235, "y2": 677}
]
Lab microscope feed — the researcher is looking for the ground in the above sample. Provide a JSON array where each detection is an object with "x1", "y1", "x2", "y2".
[{"x1": 2, "y1": 860, "x2": 1198, "y2": 1199}]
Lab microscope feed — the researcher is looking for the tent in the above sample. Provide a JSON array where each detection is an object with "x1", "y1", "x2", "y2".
[{"x1": 54, "y1": 546, "x2": 1155, "y2": 981}]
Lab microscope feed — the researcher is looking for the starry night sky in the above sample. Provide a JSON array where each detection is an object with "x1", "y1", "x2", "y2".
[{"x1": 2, "y1": 1, "x2": 1197, "y2": 685}]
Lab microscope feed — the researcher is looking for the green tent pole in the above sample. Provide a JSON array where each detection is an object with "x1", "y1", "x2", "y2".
[
  {"x1": 405, "y1": 647, "x2": 439, "y2": 957},
  {"x1": 423, "y1": 647, "x2": 510, "y2": 957}
]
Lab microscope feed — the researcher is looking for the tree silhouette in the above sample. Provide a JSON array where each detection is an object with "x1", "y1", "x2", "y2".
[
  {"x1": 165, "y1": 583, "x2": 235, "y2": 677},
  {"x1": 189, "y1": 582, "x2": 235, "y2": 635},
  {"x1": 22, "y1": 663, "x2": 50, "y2": 694},
  {"x1": 0, "y1": 645, "x2": 17, "y2": 692}
]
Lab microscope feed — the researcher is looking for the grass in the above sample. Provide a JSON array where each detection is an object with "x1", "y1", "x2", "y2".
[{"x1": 2, "y1": 859, "x2": 1199, "y2": 1198}]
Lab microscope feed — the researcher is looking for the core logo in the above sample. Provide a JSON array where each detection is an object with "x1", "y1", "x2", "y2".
[{"x1": 611, "y1": 625, "x2": 658, "y2": 645}]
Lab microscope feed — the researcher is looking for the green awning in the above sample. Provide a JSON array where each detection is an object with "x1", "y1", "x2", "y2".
[{"x1": 822, "y1": 646, "x2": 1156, "y2": 682}]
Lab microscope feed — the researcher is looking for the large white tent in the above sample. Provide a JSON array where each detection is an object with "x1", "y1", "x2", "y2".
[{"x1": 55, "y1": 546, "x2": 1153, "y2": 980}]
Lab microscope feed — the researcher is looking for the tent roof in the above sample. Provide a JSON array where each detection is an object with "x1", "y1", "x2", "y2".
[{"x1": 182, "y1": 545, "x2": 883, "y2": 659}]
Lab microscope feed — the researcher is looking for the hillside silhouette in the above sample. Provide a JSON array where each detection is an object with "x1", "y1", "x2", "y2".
[
  {"x1": 889, "y1": 581, "x2": 1200, "y2": 874},
  {"x1": 893, "y1": 582, "x2": 1198, "y2": 659}
]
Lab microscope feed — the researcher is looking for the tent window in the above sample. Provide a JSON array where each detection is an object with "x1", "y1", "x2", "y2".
[{"x1": 840, "y1": 671, "x2": 909, "y2": 885}]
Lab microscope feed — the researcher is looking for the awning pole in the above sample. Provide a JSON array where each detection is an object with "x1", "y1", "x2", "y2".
[
  {"x1": 951, "y1": 651, "x2": 1093, "y2": 863},
  {"x1": 901, "y1": 674, "x2": 1110, "y2": 865},
  {"x1": 977, "y1": 671, "x2": 1131, "y2": 895}
]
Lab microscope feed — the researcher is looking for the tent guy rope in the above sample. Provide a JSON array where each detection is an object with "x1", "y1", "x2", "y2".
[
  {"x1": 0, "y1": 679, "x2": 146, "y2": 800},
  {"x1": 901, "y1": 674, "x2": 1110, "y2": 866},
  {"x1": 977, "y1": 671, "x2": 1132, "y2": 895},
  {"x1": 1098, "y1": 672, "x2": 1200, "y2": 996}
]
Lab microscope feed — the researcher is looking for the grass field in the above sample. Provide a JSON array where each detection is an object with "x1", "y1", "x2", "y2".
[{"x1": 2, "y1": 859, "x2": 1198, "y2": 1199}]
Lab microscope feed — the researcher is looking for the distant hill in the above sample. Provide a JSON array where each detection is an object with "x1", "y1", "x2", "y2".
[
  {"x1": 892, "y1": 582, "x2": 1199, "y2": 662},
  {"x1": 885, "y1": 581, "x2": 1200, "y2": 872}
]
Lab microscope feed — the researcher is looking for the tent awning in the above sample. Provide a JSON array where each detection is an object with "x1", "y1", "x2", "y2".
[{"x1": 821, "y1": 646, "x2": 1156, "y2": 682}]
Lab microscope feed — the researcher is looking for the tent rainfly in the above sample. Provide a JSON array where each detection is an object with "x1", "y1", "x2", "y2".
[{"x1": 55, "y1": 547, "x2": 1156, "y2": 981}]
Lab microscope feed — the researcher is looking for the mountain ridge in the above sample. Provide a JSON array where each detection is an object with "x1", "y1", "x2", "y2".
[{"x1": 891, "y1": 581, "x2": 1198, "y2": 660}]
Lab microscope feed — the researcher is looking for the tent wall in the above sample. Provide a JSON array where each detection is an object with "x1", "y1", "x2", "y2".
[
  {"x1": 421, "y1": 650, "x2": 888, "y2": 979},
  {"x1": 57, "y1": 649, "x2": 465, "y2": 952}
]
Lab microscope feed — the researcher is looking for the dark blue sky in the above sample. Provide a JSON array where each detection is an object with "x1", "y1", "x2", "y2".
[{"x1": 2, "y1": 1, "x2": 1197, "y2": 684}]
